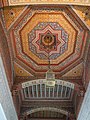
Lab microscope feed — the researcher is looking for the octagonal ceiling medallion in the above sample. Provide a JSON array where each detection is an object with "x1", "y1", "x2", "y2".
[
  {"x1": 10, "y1": 6, "x2": 88, "y2": 73},
  {"x1": 28, "y1": 23, "x2": 68, "y2": 60}
]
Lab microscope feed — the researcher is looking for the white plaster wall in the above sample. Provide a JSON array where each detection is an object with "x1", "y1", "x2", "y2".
[
  {"x1": 0, "y1": 103, "x2": 7, "y2": 120},
  {"x1": 0, "y1": 55, "x2": 18, "y2": 120},
  {"x1": 77, "y1": 82, "x2": 90, "y2": 120}
]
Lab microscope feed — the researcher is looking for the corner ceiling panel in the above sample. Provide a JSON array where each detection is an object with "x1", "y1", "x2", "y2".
[
  {"x1": 62, "y1": 62, "x2": 84, "y2": 77},
  {"x1": 3, "y1": 6, "x2": 25, "y2": 29},
  {"x1": 14, "y1": 62, "x2": 33, "y2": 76},
  {"x1": 73, "y1": 6, "x2": 90, "y2": 28}
]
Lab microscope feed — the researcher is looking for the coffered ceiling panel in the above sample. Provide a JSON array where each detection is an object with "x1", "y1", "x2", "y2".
[
  {"x1": 9, "y1": 6, "x2": 88, "y2": 75},
  {"x1": 2, "y1": 5, "x2": 89, "y2": 78}
]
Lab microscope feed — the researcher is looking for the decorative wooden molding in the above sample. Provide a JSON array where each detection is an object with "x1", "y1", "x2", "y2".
[
  {"x1": 1, "y1": 0, "x2": 90, "y2": 8},
  {"x1": 21, "y1": 100, "x2": 73, "y2": 108},
  {"x1": 24, "y1": 107, "x2": 68, "y2": 115},
  {"x1": 8, "y1": 0, "x2": 90, "y2": 6}
]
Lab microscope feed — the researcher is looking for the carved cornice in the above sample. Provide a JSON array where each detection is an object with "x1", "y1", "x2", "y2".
[{"x1": 21, "y1": 100, "x2": 73, "y2": 108}]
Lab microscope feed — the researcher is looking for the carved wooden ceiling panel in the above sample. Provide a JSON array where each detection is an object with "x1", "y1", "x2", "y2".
[{"x1": 7, "y1": 6, "x2": 89, "y2": 76}]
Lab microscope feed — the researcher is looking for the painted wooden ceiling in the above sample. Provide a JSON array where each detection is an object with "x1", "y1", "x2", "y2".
[{"x1": 2, "y1": 5, "x2": 90, "y2": 80}]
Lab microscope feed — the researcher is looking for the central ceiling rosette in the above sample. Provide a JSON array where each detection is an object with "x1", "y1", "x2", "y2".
[{"x1": 28, "y1": 22, "x2": 68, "y2": 60}]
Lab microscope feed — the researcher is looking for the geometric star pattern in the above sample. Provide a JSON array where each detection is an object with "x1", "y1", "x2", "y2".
[{"x1": 29, "y1": 23, "x2": 68, "y2": 60}]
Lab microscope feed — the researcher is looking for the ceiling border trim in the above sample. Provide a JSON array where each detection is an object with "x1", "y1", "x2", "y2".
[{"x1": 8, "y1": 0, "x2": 90, "y2": 6}]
